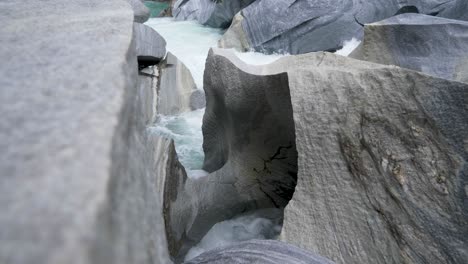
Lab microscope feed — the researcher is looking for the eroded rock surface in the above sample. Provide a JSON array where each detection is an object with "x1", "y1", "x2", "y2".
[
  {"x1": 184, "y1": 239, "x2": 336, "y2": 264},
  {"x1": 220, "y1": 0, "x2": 468, "y2": 54},
  {"x1": 202, "y1": 49, "x2": 468, "y2": 264},
  {"x1": 350, "y1": 13, "x2": 468, "y2": 83}
]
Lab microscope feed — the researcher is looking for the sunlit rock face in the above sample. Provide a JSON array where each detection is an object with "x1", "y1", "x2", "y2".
[
  {"x1": 350, "y1": 13, "x2": 468, "y2": 83},
  {"x1": 184, "y1": 240, "x2": 336, "y2": 264},
  {"x1": 201, "y1": 49, "x2": 468, "y2": 264},
  {"x1": 219, "y1": 0, "x2": 468, "y2": 54}
]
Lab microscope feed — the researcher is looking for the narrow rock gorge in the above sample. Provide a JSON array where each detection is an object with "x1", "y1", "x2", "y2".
[{"x1": 1, "y1": 1, "x2": 467, "y2": 264}]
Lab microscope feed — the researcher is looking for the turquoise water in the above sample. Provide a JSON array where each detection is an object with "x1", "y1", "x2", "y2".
[{"x1": 144, "y1": 1, "x2": 169, "y2": 17}]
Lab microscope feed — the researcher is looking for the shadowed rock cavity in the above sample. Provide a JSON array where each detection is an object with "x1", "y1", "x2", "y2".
[
  {"x1": 202, "y1": 50, "x2": 298, "y2": 209},
  {"x1": 218, "y1": 0, "x2": 468, "y2": 54},
  {"x1": 350, "y1": 13, "x2": 468, "y2": 83}
]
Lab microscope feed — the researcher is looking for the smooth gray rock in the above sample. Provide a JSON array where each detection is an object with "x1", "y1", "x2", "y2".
[
  {"x1": 350, "y1": 13, "x2": 468, "y2": 83},
  {"x1": 126, "y1": 0, "x2": 150, "y2": 23},
  {"x1": 203, "y1": 49, "x2": 468, "y2": 264},
  {"x1": 190, "y1": 89, "x2": 206, "y2": 110},
  {"x1": 220, "y1": 0, "x2": 468, "y2": 54},
  {"x1": 184, "y1": 239, "x2": 336, "y2": 264},
  {"x1": 0, "y1": 1, "x2": 171, "y2": 263},
  {"x1": 173, "y1": 0, "x2": 255, "y2": 28},
  {"x1": 134, "y1": 23, "x2": 167, "y2": 68},
  {"x1": 158, "y1": 52, "x2": 204, "y2": 115}
]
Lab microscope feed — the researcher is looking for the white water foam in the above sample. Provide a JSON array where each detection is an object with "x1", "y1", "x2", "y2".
[
  {"x1": 148, "y1": 108, "x2": 206, "y2": 172},
  {"x1": 184, "y1": 208, "x2": 283, "y2": 261},
  {"x1": 335, "y1": 38, "x2": 361, "y2": 56}
]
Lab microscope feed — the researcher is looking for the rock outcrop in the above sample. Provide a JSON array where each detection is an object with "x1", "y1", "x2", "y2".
[
  {"x1": 173, "y1": 0, "x2": 256, "y2": 28},
  {"x1": 158, "y1": 52, "x2": 205, "y2": 115},
  {"x1": 126, "y1": 0, "x2": 151, "y2": 23},
  {"x1": 0, "y1": 1, "x2": 174, "y2": 264},
  {"x1": 201, "y1": 49, "x2": 468, "y2": 264},
  {"x1": 279, "y1": 53, "x2": 468, "y2": 264},
  {"x1": 350, "y1": 13, "x2": 468, "y2": 83},
  {"x1": 219, "y1": 0, "x2": 468, "y2": 54},
  {"x1": 134, "y1": 22, "x2": 167, "y2": 69},
  {"x1": 184, "y1": 239, "x2": 336, "y2": 264}
]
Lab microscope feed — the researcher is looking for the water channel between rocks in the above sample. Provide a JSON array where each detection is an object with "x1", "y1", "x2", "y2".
[
  {"x1": 145, "y1": 18, "x2": 287, "y2": 261},
  {"x1": 144, "y1": 17, "x2": 358, "y2": 262}
]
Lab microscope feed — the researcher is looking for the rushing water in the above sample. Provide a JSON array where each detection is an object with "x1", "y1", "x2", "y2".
[
  {"x1": 145, "y1": 17, "x2": 288, "y2": 261},
  {"x1": 184, "y1": 208, "x2": 283, "y2": 261},
  {"x1": 145, "y1": 18, "x2": 284, "y2": 176}
]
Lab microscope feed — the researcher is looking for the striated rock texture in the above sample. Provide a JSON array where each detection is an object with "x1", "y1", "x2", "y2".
[
  {"x1": 350, "y1": 13, "x2": 468, "y2": 83},
  {"x1": 203, "y1": 49, "x2": 468, "y2": 264},
  {"x1": 184, "y1": 239, "x2": 336, "y2": 264},
  {"x1": 0, "y1": 1, "x2": 173, "y2": 264},
  {"x1": 173, "y1": 0, "x2": 255, "y2": 28},
  {"x1": 126, "y1": 0, "x2": 150, "y2": 23},
  {"x1": 219, "y1": 0, "x2": 468, "y2": 54},
  {"x1": 134, "y1": 22, "x2": 167, "y2": 68},
  {"x1": 158, "y1": 52, "x2": 205, "y2": 115}
]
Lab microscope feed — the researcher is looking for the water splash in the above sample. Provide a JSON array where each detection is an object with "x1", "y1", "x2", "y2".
[
  {"x1": 184, "y1": 208, "x2": 283, "y2": 261},
  {"x1": 335, "y1": 38, "x2": 361, "y2": 56}
]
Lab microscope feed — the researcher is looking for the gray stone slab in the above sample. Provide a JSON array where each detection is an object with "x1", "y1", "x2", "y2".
[
  {"x1": 0, "y1": 1, "x2": 171, "y2": 263},
  {"x1": 350, "y1": 13, "x2": 468, "y2": 83}
]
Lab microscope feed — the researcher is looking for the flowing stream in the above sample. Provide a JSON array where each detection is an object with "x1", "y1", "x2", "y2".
[
  {"x1": 145, "y1": 18, "x2": 360, "y2": 262},
  {"x1": 145, "y1": 17, "x2": 286, "y2": 261},
  {"x1": 145, "y1": 18, "x2": 283, "y2": 176}
]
